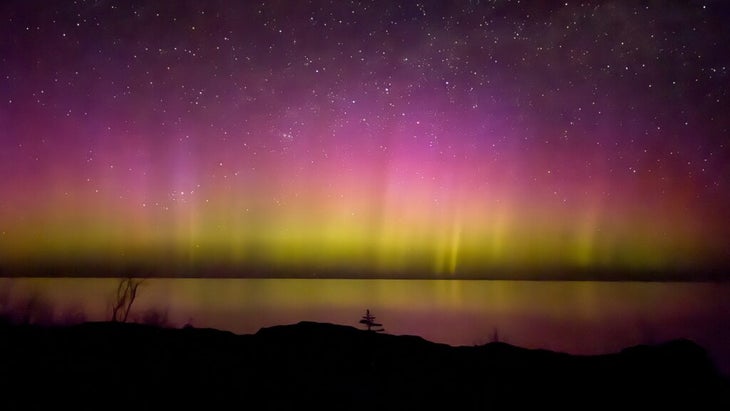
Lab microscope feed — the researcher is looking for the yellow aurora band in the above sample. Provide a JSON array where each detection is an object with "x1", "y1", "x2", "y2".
[
  {"x1": 1, "y1": 2, "x2": 728, "y2": 281},
  {"x1": 0, "y1": 162, "x2": 720, "y2": 280}
]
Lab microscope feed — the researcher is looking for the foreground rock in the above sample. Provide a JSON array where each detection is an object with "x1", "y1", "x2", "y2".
[{"x1": 0, "y1": 321, "x2": 727, "y2": 409}]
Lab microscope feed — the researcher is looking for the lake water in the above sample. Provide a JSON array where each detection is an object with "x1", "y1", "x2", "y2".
[{"x1": 1, "y1": 278, "x2": 729, "y2": 375}]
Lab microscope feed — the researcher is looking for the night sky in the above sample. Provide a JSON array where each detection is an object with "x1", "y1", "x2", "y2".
[{"x1": 1, "y1": 0, "x2": 729, "y2": 279}]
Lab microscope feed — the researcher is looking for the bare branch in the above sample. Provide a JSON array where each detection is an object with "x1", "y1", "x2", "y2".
[{"x1": 110, "y1": 277, "x2": 144, "y2": 323}]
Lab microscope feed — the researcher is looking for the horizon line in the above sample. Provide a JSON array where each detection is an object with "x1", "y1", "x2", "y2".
[
  {"x1": 2, "y1": 273, "x2": 729, "y2": 282},
  {"x1": 2, "y1": 260, "x2": 729, "y2": 282}
]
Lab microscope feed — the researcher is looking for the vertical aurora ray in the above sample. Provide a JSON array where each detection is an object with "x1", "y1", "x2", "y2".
[{"x1": 0, "y1": 1, "x2": 728, "y2": 279}]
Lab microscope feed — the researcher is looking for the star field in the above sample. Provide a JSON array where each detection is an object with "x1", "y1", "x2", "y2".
[{"x1": 1, "y1": 0, "x2": 729, "y2": 278}]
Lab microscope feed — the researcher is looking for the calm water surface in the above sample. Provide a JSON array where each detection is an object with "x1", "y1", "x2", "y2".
[{"x1": 2, "y1": 278, "x2": 728, "y2": 374}]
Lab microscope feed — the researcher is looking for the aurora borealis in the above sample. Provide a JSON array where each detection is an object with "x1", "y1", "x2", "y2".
[{"x1": 1, "y1": 1, "x2": 729, "y2": 279}]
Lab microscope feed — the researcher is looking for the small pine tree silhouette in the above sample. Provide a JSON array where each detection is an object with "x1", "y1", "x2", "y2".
[{"x1": 359, "y1": 309, "x2": 384, "y2": 332}]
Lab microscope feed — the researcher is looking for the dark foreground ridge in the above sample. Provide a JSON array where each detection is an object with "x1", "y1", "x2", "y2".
[{"x1": 1, "y1": 321, "x2": 727, "y2": 409}]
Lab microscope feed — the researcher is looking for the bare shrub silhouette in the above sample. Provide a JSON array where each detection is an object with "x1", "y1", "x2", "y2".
[
  {"x1": 16, "y1": 292, "x2": 55, "y2": 325},
  {"x1": 110, "y1": 277, "x2": 144, "y2": 323},
  {"x1": 491, "y1": 327, "x2": 500, "y2": 343},
  {"x1": 0, "y1": 283, "x2": 12, "y2": 325},
  {"x1": 0, "y1": 291, "x2": 56, "y2": 325}
]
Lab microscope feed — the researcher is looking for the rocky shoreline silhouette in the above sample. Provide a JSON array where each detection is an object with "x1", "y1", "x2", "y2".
[{"x1": 1, "y1": 321, "x2": 727, "y2": 409}]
